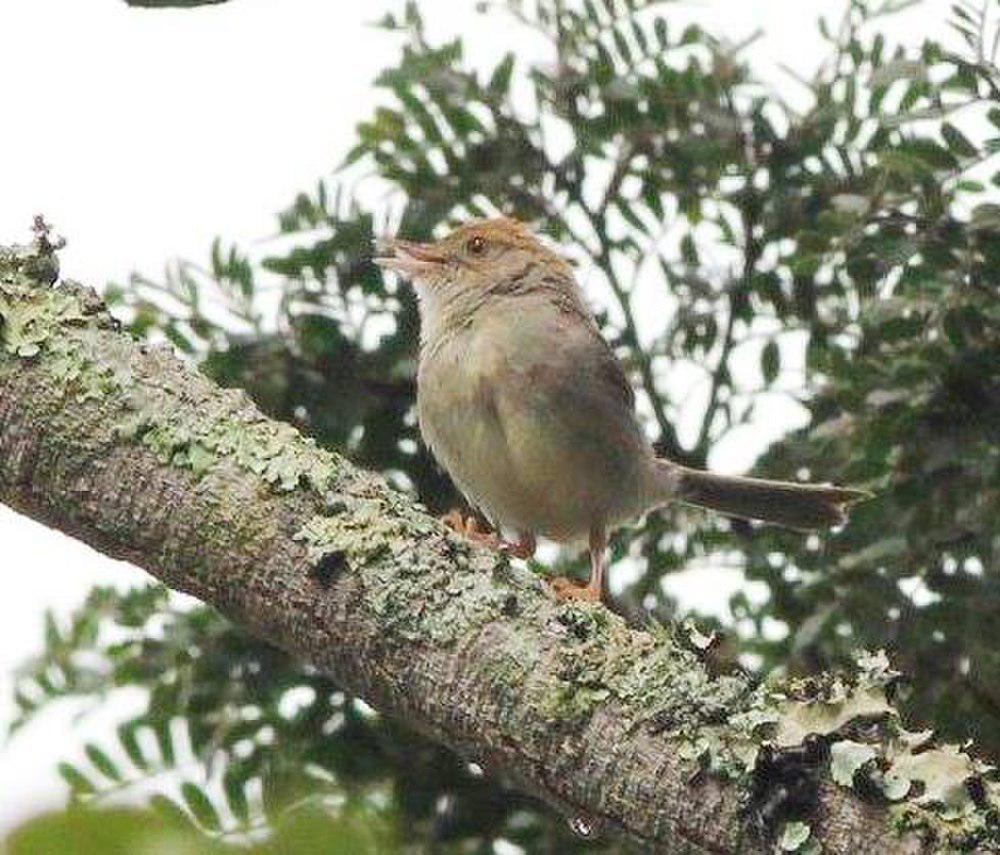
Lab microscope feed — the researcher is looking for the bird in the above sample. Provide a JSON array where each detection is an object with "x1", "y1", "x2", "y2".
[{"x1": 374, "y1": 216, "x2": 869, "y2": 604}]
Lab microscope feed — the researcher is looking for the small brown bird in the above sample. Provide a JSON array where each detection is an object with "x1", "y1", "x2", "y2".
[{"x1": 375, "y1": 217, "x2": 868, "y2": 603}]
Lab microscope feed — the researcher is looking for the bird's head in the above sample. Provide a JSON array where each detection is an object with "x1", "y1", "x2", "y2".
[{"x1": 374, "y1": 217, "x2": 570, "y2": 303}]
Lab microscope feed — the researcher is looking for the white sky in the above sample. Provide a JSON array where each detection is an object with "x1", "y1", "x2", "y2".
[{"x1": 0, "y1": 0, "x2": 955, "y2": 834}]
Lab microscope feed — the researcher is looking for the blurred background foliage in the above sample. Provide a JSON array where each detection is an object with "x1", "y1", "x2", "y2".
[{"x1": 7, "y1": 0, "x2": 999, "y2": 850}]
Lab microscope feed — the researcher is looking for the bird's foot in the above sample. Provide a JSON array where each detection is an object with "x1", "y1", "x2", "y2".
[
  {"x1": 441, "y1": 510, "x2": 536, "y2": 559},
  {"x1": 441, "y1": 509, "x2": 502, "y2": 549},
  {"x1": 548, "y1": 576, "x2": 603, "y2": 604},
  {"x1": 501, "y1": 532, "x2": 536, "y2": 560}
]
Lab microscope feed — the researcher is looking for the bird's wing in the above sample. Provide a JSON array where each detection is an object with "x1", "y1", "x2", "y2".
[
  {"x1": 471, "y1": 295, "x2": 651, "y2": 537},
  {"x1": 533, "y1": 290, "x2": 636, "y2": 413},
  {"x1": 581, "y1": 316, "x2": 636, "y2": 414}
]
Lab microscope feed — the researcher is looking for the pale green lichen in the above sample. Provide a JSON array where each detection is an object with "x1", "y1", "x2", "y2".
[
  {"x1": 814, "y1": 654, "x2": 999, "y2": 848},
  {"x1": 890, "y1": 793, "x2": 1000, "y2": 852},
  {"x1": 777, "y1": 820, "x2": 812, "y2": 852},
  {"x1": 725, "y1": 648, "x2": 898, "y2": 758},
  {"x1": 123, "y1": 395, "x2": 337, "y2": 494},
  {"x1": 719, "y1": 650, "x2": 1000, "y2": 849},
  {"x1": 294, "y1": 496, "x2": 413, "y2": 564},
  {"x1": 0, "y1": 288, "x2": 87, "y2": 358},
  {"x1": 774, "y1": 679, "x2": 896, "y2": 748},
  {"x1": 886, "y1": 742, "x2": 980, "y2": 814},
  {"x1": 830, "y1": 739, "x2": 877, "y2": 787},
  {"x1": 679, "y1": 617, "x2": 718, "y2": 652},
  {"x1": 524, "y1": 601, "x2": 745, "y2": 734},
  {"x1": 293, "y1": 484, "x2": 517, "y2": 647},
  {"x1": 1, "y1": 233, "x2": 75, "y2": 359},
  {"x1": 1, "y1": 239, "x2": 101, "y2": 371},
  {"x1": 1, "y1": 261, "x2": 122, "y2": 411}
]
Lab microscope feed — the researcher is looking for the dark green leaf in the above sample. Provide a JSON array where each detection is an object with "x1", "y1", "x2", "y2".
[
  {"x1": 180, "y1": 782, "x2": 222, "y2": 832},
  {"x1": 761, "y1": 340, "x2": 780, "y2": 384},
  {"x1": 58, "y1": 763, "x2": 97, "y2": 797},
  {"x1": 85, "y1": 744, "x2": 123, "y2": 783},
  {"x1": 941, "y1": 122, "x2": 977, "y2": 158}
]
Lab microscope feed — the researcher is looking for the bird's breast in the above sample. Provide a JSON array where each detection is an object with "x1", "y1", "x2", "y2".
[{"x1": 417, "y1": 327, "x2": 525, "y2": 528}]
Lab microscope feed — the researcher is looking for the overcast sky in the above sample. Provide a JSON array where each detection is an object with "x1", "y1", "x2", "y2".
[{"x1": 0, "y1": 0, "x2": 956, "y2": 833}]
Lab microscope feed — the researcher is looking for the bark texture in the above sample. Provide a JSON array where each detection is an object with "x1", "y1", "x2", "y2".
[{"x1": 1, "y1": 232, "x2": 996, "y2": 854}]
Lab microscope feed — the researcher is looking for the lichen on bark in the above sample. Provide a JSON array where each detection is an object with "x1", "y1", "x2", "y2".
[{"x1": 2, "y1": 227, "x2": 998, "y2": 853}]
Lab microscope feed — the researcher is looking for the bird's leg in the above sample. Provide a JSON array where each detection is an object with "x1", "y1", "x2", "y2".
[
  {"x1": 441, "y1": 509, "x2": 502, "y2": 549},
  {"x1": 503, "y1": 531, "x2": 537, "y2": 560},
  {"x1": 548, "y1": 526, "x2": 607, "y2": 604},
  {"x1": 587, "y1": 525, "x2": 608, "y2": 599},
  {"x1": 441, "y1": 509, "x2": 536, "y2": 559}
]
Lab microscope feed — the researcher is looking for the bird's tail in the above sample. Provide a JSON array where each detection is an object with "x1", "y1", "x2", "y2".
[{"x1": 656, "y1": 461, "x2": 870, "y2": 531}]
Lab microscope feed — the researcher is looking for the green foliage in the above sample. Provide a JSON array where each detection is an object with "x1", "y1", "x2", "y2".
[
  {"x1": 4, "y1": 804, "x2": 395, "y2": 854},
  {"x1": 732, "y1": 0, "x2": 1000, "y2": 757},
  {"x1": 10, "y1": 0, "x2": 1000, "y2": 849}
]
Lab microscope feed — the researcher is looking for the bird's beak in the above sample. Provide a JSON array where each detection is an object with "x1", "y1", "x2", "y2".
[{"x1": 373, "y1": 238, "x2": 447, "y2": 277}]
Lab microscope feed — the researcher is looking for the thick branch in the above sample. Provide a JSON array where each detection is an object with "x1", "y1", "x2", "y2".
[{"x1": 0, "y1": 233, "x2": 995, "y2": 854}]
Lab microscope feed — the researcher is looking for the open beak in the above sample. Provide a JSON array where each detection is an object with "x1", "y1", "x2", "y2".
[{"x1": 373, "y1": 238, "x2": 447, "y2": 278}]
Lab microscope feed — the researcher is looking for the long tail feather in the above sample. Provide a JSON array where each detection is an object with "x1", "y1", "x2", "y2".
[{"x1": 659, "y1": 461, "x2": 871, "y2": 531}]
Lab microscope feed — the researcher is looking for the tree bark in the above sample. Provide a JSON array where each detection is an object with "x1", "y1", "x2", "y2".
[{"x1": 0, "y1": 232, "x2": 995, "y2": 854}]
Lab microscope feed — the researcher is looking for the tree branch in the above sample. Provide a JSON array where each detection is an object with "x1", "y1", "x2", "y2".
[
  {"x1": 694, "y1": 201, "x2": 759, "y2": 459},
  {"x1": 1, "y1": 232, "x2": 995, "y2": 853}
]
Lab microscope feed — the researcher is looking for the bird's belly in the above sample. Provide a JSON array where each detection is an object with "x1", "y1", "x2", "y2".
[
  {"x1": 418, "y1": 347, "x2": 643, "y2": 541},
  {"x1": 424, "y1": 401, "x2": 540, "y2": 532}
]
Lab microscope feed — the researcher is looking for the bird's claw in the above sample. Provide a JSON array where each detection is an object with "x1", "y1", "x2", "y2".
[
  {"x1": 441, "y1": 510, "x2": 536, "y2": 559},
  {"x1": 498, "y1": 537, "x2": 536, "y2": 560},
  {"x1": 548, "y1": 576, "x2": 602, "y2": 604},
  {"x1": 441, "y1": 509, "x2": 501, "y2": 547}
]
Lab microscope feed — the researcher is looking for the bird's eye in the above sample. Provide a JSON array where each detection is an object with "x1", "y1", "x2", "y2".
[{"x1": 467, "y1": 236, "x2": 487, "y2": 256}]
